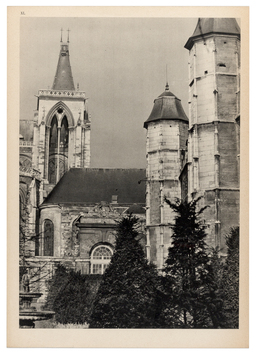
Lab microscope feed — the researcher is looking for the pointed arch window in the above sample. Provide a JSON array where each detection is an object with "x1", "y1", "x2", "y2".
[
  {"x1": 43, "y1": 219, "x2": 54, "y2": 256},
  {"x1": 48, "y1": 111, "x2": 69, "y2": 184},
  {"x1": 49, "y1": 116, "x2": 58, "y2": 149}
]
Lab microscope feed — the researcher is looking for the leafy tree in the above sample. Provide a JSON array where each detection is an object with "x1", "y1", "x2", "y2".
[
  {"x1": 221, "y1": 226, "x2": 239, "y2": 328},
  {"x1": 19, "y1": 187, "x2": 53, "y2": 292},
  {"x1": 89, "y1": 215, "x2": 161, "y2": 328},
  {"x1": 161, "y1": 197, "x2": 224, "y2": 328}
]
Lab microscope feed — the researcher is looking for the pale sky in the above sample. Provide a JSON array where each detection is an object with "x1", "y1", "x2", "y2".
[{"x1": 20, "y1": 17, "x2": 197, "y2": 168}]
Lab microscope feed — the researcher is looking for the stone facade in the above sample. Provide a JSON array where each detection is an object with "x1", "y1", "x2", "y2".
[{"x1": 38, "y1": 203, "x2": 145, "y2": 272}]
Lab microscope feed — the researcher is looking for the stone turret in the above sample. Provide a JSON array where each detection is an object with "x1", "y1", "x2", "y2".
[
  {"x1": 184, "y1": 18, "x2": 240, "y2": 253},
  {"x1": 144, "y1": 84, "x2": 188, "y2": 269}
]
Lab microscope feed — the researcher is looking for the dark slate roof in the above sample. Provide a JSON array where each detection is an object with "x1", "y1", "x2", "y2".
[
  {"x1": 144, "y1": 84, "x2": 188, "y2": 128},
  {"x1": 185, "y1": 18, "x2": 240, "y2": 50},
  {"x1": 52, "y1": 43, "x2": 75, "y2": 90},
  {"x1": 125, "y1": 204, "x2": 146, "y2": 214},
  {"x1": 42, "y1": 168, "x2": 146, "y2": 205}
]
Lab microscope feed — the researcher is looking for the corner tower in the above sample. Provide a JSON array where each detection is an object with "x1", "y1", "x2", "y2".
[
  {"x1": 144, "y1": 84, "x2": 188, "y2": 269},
  {"x1": 32, "y1": 31, "x2": 91, "y2": 197},
  {"x1": 184, "y1": 18, "x2": 240, "y2": 253}
]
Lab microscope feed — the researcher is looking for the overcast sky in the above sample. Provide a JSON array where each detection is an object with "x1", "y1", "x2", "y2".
[{"x1": 20, "y1": 17, "x2": 197, "y2": 168}]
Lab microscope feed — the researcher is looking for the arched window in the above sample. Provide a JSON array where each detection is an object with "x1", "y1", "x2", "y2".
[
  {"x1": 48, "y1": 113, "x2": 68, "y2": 184},
  {"x1": 60, "y1": 116, "x2": 69, "y2": 149},
  {"x1": 43, "y1": 219, "x2": 54, "y2": 256},
  {"x1": 49, "y1": 116, "x2": 58, "y2": 149},
  {"x1": 91, "y1": 245, "x2": 113, "y2": 274}
]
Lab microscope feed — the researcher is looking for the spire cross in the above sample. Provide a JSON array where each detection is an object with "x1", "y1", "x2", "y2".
[
  {"x1": 60, "y1": 28, "x2": 63, "y2": 43},
  {"x1": 67, "y1": 29, "x2": 70, "y2": 43}
]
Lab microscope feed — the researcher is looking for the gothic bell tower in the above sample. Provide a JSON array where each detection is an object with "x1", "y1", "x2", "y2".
[
  {"x1": 184, "y1": 18, "x2": 240, "y2": 253},
  {"x1": 32, "y1": 30, "x2": 91, "y2": 196}
]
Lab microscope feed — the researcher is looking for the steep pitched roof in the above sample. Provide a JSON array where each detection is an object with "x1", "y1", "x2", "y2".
[
  {"x1": 185, "y1": 18, "x2": 240, "y2": 50},
  {"x1": 52, "y1": 43, "x2": 75, "y2": 90},
  {"x1": 42, "y1": 168, "x2": 146, "y2": 205},
  {"x1": 144, "y1": 84, "x2": 188, "y2": 128}
]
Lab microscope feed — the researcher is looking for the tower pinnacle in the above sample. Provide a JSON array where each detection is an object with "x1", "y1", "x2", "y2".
[{"x1": 165, "y1": 64, "x2": 169, "y2": 91}]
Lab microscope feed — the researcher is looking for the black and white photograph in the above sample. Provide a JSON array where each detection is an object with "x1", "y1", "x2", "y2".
[{"x1": 7, "y1": 6, "x2": 249, "y2": 348}]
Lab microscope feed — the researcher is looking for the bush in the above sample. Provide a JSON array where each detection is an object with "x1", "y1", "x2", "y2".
[{"x1": 44, "y1": 264, "x2": 102, "y2": 324}]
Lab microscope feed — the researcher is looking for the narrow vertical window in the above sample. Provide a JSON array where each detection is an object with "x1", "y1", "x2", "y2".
[
  {"x1": 48, "y1": 111, "x2": 69, "y2": 184},
  {"x1": 43, "y1": 219, "x2": 54, "y2": 256}
]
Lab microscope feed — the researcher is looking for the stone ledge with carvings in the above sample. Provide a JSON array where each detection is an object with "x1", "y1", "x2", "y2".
[
  {"x1": 38, "y1": 89, "x2": 86, "y2": 99},
  {"x1": 19, "y1": 166, "x2": 41, "y2": 180}
]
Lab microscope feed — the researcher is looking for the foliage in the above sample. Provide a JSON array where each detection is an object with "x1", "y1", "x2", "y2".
[
  {"x1": 160, "y1": 197, "x2": 224, "y2": 328},
  {"x1": 35, "y1": 319, "x2": 89, "y2": 328},
  {"x1": 44, "y1": 264, "x2": 69, "y2": 311},
  {"x1": 19, "y1": 187, "x2": 43, "y2": 290},
  {"x1": 221, "y1": 226, "x2": 239, "y2": 328},
  {"x1": 89, "y1": 215, "x2": 161, "y2": 328},
  {"x1": 45, "y1": 264, "x2": 102, "y2": 324}
]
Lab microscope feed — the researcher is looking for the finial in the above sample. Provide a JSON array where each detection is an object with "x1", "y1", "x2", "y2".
[
  {"x1": 60, "y1": 28, "x2": 63, "y2": 43},
  {"x1": 165, "y1": 64, "x2": 169, "y2": 91},
  {"x1": 77, "y1": 83, "x2": 79, "y2": 91},
  {"x1": 67, "y1": 29, "x2": 70, "y2": 43}
]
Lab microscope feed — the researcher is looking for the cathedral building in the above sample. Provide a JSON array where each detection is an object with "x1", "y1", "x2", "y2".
[{"x1": 19, "y1": 18, "x2": 240, "y2": 295}]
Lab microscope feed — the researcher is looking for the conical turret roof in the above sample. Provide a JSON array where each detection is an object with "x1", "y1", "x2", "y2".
[
  {"x1": 144, "y1": 84, "x2": 188, "y2": 129},
  {"x1": 185, "y1": 18, "x2": 240, "y2": 50},
  {"x1": 52, "y1": 43, "x2": 75, "y2": 90}
]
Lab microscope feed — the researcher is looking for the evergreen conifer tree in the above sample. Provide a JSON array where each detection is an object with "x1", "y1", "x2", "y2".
[
  {"x1": 89, "y1": 215, "x2": 161, "y2": 328},
  {"x1": 161, "y1": 197, "x2": 223, "y2": 328}
]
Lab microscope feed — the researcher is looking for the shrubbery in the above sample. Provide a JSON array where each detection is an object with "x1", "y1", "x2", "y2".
[
  {"x1": 45, "y1": 264, "x2": 102, "y2": 324},
  {"x1": 221, "y1": 226, "x2": 239, "y2": 328}
]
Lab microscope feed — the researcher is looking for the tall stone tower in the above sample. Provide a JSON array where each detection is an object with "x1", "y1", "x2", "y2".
[
  {"x1": 144, "y1": 84, "x2": 188, "y2": 269},
  {"x1": 32, "y1": 32, "x2": 91, "y2": 197},
  {"x1": 184, "y1": 18, "x2": 240, "y2": 253}
]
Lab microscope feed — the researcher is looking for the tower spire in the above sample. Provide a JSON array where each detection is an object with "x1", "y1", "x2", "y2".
[{"x1": 52, "y1": 32, "x2": 75, "y2": 90}]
